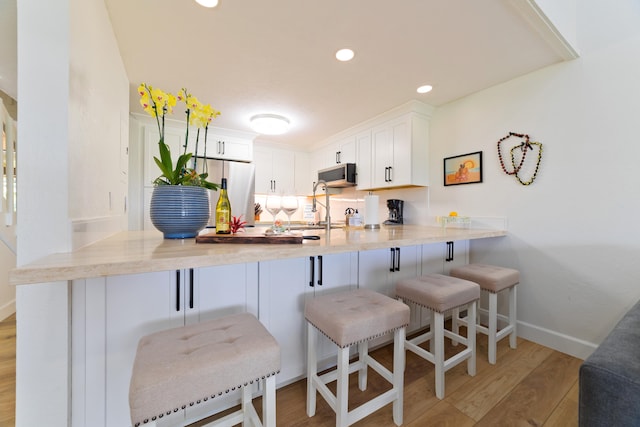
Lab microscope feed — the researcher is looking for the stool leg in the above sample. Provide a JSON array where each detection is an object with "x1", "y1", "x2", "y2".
[
  {"x1": 263, "y1": 375, "x2": 276, "y2": 427},
  {"x1": 392, "y1": 327, "x2": 406, "y2": 426},
  {"x1": 509, "y1": 285, "x2": 518, "y2": 349},
  {"x1": 488, "y1": 292, "x2": 498, "y2": 365},
  {"x1": 358, "y1": 340, "x2": 368, "y2": 391},
  {"x1": 467, "y1": 301, "x2": 477, "y2": 376},
  {"x1": 242, "y1": 383, "x2": 252, "y2": 425},
  {"x1": 336, "y1": 346, "x2": 350, "y2": 427},
  {"x1": 306, "y1": 322, "x2": 318, "y2": 417},
  {"x1": 451, "y1": 307, "x2": 460, "y2": 346},
  {"x1": 434, "y1": 311, "x2": 445, "y2": 399}
]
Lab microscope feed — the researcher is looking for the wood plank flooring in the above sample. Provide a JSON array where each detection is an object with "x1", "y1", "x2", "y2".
[
  {"x1": 0, "y1": 314, "x2": 580, "y2": 427},
  {"x1": 0, "y1": 314, "x2": 15, "y2": 427}
]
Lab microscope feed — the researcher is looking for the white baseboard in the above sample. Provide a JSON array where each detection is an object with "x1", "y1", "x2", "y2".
[
  {"x1": 0, "y1": 298, "x2": 16, "y2": 321},
  {"x1": 517, "y1": 320, "x2": 597, "y2": 360}
]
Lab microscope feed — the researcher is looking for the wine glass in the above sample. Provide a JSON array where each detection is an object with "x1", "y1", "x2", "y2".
[
  {"x1": 281, "y1": 193, "x2": 299, "y2": 233},
  {"x1": 265, "y1": 193, "x2": 282, "y2": 232}
]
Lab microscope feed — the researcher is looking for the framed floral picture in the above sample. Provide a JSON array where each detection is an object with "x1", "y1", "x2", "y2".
[{"x1": 443, "y1": 151, "x2": 483, "y2": 186}]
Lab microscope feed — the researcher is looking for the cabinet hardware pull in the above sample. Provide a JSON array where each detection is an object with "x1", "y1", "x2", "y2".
[
  {"x1": 390, "y1": 248, "x2": 395, "y2": 272},
  {"x1": 221, "y1": 140, "x2": 225, "y2": 155},
  {"x1": 309, "y1": 256, "x2": 315, "y2": 287},
  {"x1": 336, "y1": 151, "x2": 340, "y2": 164},
  {"x1": 317, "y1": 255, "x2": 323, "y2": 286},
  {"x1": 395, "y1": 247, "x2": 401, "y2": 271},
  {"x1": 388, "y1": 166, "x2": 393, "y2": 182},
  {"x1": 175, "y1": 270, "x2": 181, "y2": 312},
  {"x1": 446, "y1": 241, "x2": 454, "y2": 262},
  {"x1": 189, "y1": 268, "x2": 194, "y2": 309}
]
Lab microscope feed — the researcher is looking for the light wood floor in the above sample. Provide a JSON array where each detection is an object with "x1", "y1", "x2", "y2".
[
  {"x1": 0, "y1": 314, "x2": 15, "y2": 427},
  {"x1": 0, "y1": 314, "x2": 580, "y2": 427}
]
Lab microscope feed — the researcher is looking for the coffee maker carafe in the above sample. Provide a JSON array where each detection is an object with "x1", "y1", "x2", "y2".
[{"x1": 384, "y1": 199, "x2": 404, "y2": 225}]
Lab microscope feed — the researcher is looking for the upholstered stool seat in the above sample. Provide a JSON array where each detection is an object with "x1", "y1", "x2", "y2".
[
  {"x1": 305, "y1": 288, "x2": 410, "y2": 427},
  {"x1": 450, "y1": 263, "x2": 519, "y2": 364},
  {"x1": 129, "y1": 312, "x2": 280, "y2": 427},
  {"x1": 396, "y1": 274, "x2": 480, "y2": 399}
]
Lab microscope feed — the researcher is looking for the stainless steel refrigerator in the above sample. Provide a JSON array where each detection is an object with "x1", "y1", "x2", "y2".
[{"x1": 194, "y1": 157, "x2": 256, "y2": 228}]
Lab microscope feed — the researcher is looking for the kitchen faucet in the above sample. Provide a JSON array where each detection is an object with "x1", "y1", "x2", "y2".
[{"x1": 312, "y1": 180, "x2": 331, "y2": 233}]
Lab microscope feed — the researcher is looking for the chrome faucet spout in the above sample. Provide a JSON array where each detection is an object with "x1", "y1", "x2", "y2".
[{"x1": 312, "y1": 180, "x2": 331, "y2": 233}]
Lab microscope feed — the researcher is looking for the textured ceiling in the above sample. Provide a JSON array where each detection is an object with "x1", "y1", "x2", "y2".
[{"x1": 1, "y1": 0, "x2": 569, "y2": 148}]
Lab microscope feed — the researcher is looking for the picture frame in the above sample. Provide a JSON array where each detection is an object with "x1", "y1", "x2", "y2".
[{"x1": 443, "y1": 151, "x2": 483, "y2": 186}]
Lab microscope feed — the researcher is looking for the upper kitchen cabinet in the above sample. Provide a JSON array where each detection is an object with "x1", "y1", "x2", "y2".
[
  {"x1": 192, "y1": 130, "x2": 254, "y2": 162},
  {"x1": 254, "y1": 145, "x2": 296, "y2": 194},
  {"x1": 309, "y1": 101, "x2": 433, "y2": 191},
  {"x1": 140, "y1": 117, "x2": 255, "y2": 187},
  {"x1": 367, "y1": 111, "x2": 430, "y2": 190}
]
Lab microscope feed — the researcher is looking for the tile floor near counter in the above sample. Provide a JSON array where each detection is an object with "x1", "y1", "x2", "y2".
[{"x1": 0, "y1": 314, "x2": 580, "y2": 426}]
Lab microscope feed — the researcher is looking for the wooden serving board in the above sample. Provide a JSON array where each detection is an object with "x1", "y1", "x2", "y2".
[{"x1": 196, "y1": 232, "x2": 303, "y2": 244}]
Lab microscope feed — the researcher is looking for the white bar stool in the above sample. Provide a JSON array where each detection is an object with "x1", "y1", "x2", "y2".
[
  {"x1": 396, "y1": 273, "x2": 480, "y2": 399},
  {"x1": 129, "y1": 313, "x2": 280, "y2": 427},
  {"x1": 450, "y1": 263, "x2": 519, "y2": 364},
  {"x1": 304, "y1": 288, "x2": 410, "y2": 427}
]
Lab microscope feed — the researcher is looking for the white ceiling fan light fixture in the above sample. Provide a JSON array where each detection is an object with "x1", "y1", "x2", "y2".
[
  {"x1": 417, "y1": 85, "x2": 433, "y2": 94},
  {"x1": 335, "y1": 48, "x2": 355, "y2": 62},
  {"x1": 195, "y1": 0, "x2": 219, "y2": 8},
  {"x1": 250, "y1": 114, "x2": 291, "y2": 135}
]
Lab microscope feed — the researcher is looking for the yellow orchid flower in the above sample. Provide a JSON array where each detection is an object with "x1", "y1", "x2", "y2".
[{"x1": 138, "y1": 82, "x2": 221, "y2": 189}]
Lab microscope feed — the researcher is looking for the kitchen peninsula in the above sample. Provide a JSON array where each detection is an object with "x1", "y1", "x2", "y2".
[{"x1": 11, "y1": 225, "x2": 505, "y2": 426}]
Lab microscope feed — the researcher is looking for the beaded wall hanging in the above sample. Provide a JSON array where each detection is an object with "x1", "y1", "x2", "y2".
[{"x1": 496, "y1": 132, "x2": 543, "y2": 186}]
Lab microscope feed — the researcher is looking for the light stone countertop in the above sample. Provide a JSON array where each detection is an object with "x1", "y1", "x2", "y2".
[{"x1": 10, "y1": 225, "x2": 506, "y2": 285}]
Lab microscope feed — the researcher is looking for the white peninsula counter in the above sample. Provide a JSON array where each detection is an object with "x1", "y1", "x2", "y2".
[
  {"x1": 11, "y1": 225, "x2": 505, "y2": 285},
  {"x1": 11, "y1": 225, "x2": 505, "y2": 427}
]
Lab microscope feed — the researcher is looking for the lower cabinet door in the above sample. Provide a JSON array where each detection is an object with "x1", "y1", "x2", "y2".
[
  {"x1": 307, "y1": 252, "x2": 358, "y2": 366},
  {"x1": 258, "y1": 257, "x2": 309, "y2": 386},
  {"x1": 105, "y1": 270, "x2": 184, "y2": 427}
]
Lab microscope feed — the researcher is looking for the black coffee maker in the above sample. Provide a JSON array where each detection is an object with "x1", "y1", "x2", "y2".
[{"x1": 384, "y1": 199, "x2": 404, "y2": 225}]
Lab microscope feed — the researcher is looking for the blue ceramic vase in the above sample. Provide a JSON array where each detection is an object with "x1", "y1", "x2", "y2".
[{"x1": 150, "y1": 185, "x2": 210, "y2": 239}]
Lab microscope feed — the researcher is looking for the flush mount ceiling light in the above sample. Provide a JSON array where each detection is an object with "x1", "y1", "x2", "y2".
[
  {"x1": 195, "y1": 0, "x2": 219, "y2": 7},
  {"x1": 250, "y1": 114, "x2": 291, "y2": 135},
  {"x1": 335, "y1": 48, "x2": 355, "y2": 62},
  {"x1": 417, "y1": 85, "x2": 433, "y2": 94}
]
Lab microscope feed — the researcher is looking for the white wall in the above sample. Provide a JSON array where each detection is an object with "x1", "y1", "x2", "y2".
[
  {"x1": 16, "y1": 0, "x2": 129, "y2": 425},
  {"x1": 429, "y1": 0, "x2": 640, "y2": 358},
  {"x1": 68, "y1": 0, "x2": 129, "y2": 248}
]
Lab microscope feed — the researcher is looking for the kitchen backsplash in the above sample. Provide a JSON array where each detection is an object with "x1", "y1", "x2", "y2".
[{"x1": 255, "y1": 186, "x2": 430, "y2": 225}]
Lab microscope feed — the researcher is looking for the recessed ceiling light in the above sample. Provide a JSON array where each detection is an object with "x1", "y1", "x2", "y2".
[
  {"x1": 417, "y1": 85, "x2": 433, "y2": 94},
  {"x1": 336, "y1": 49, "x2": 355, "y2": 62},
  {"x1": 195, "y1": 0, "x2": 219, "y2": 7},
  {"x1": 250, "y1": 114, "x2": 291, "y2": 135}
]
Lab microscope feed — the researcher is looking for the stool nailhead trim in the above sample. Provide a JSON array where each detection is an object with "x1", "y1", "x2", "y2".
[
  {"x1": 135, "y1": 370, "x2": 280, "y2": 425},
  {"x1": 306, "y1": 319, "x2": 409, "y2": 348}
]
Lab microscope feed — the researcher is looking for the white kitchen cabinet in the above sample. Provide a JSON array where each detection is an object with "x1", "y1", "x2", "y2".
[
  {"x1": 294, "y1": 151, "x2": 313, "y2": 195},
  {"x1": 142, "y1": 122, "x2": 254, "y2": 188},
  {"x1": 254, "y1": 145, "x2": 295, "y2": 194},
  {"x1": 367, "y1": 112, "x2": 429, "y2": 190},
  {"x1": 313, "y1": 135, "x2": 357, "y2": 170},
  {"x1": 74, "y1": 263, "x2": 258, "y2": 427},
  {"x1": 355, "y1": 130, "x2": 372, "y2": 190},
  {"x1": 421, "y1": 240, "x2": 469, "y2": 275},
  {"x1": 193, "y1": 132, "x2": 253, "y2": 162},
  {"x1": 258, "y1": 252, "x2": 357, "y2": 386},
  {"x1": 358, "y1": 246, "x2": 421, "y2": 336}
]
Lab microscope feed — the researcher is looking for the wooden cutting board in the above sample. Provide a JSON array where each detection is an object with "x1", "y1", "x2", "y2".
[{"x1": 196, "y1": 232, "x2": 303, "y2": 244}]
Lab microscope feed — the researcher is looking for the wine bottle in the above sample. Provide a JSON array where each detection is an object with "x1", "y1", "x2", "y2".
[{"x1": 215, "y1": 178, "x2": 231, "y2": 234}]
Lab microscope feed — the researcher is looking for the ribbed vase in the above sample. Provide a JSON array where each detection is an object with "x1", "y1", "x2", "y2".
[{"x1": 150, "y1": 185, "x2": 210, "y2": 239}]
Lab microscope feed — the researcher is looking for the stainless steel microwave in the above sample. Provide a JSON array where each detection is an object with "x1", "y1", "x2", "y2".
[{"x1": 317, "y1": 163, "x2": 357, "y2": 187}]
